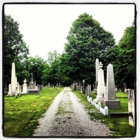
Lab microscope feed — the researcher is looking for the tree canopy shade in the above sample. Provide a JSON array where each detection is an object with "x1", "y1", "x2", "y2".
[
  {"x1": 3, "y1": 14, "x2": 29, "y2": 86},
  {"x1": 63, "y1": 13, "x2": 116, "y2": 84}
]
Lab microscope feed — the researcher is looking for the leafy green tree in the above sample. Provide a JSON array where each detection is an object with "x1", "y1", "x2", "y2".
[
  {"x1": 41, "y1": 63, "x2": 51, "y2": 85},
  {"x1": 3, "y1": 14, "x2": 29, "y2": 86},
  {"x1": 115, "y1": 24, "x2": 135, "y2": 88},
  {"x1": 27, "y1": 56, "x2": 45, "y2": 85},
  {"x1": 59, "y1": 53, "x2": 72, "y2": 86},
  {"x1": 64, "y1": 13, "x2": 116, "y2": 84},
  {"x1": 47, "y1": 50, "x2": 60, "y2": 66}
]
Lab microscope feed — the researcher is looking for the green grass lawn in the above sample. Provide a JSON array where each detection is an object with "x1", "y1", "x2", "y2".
[
  {"x1": 72, "y1": 89, "x2": 136, "y2": 137},
  {"x1": 3, "y1": 87, "x2": 64, "y2": 137},
  {"x1": 108, "y1": 91, "x2": 128, "y2": 113}
]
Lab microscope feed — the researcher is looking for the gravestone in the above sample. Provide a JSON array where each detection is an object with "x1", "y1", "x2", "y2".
[
  {"x1": 22, "y1": 79, "x2": 28, "y2": 94},
  {"x1": 92, "y1": 84, "x2": 94, "y2": 91},
  {"x1": 8, "y1": 62, "x2": 17, "y2": 96},
  {"x1": 80, "y1": 86, "x2": 83, "y2": 93},
  {"x1": 104, "y1": 64, "x2": 120, "y2": 109},
  {"x1": 18, "y1": 84, "x2": 21, "y2": 96},
  {"x1": 8, "y1": 84, "x2": 12, "y2": 96},
  {"x1": 86, "y1": 85, "x2": 91, "y2": 97},
  {"x1": 86, "y1": 85, "x2": 88, "y2": 96},
  {"x1": 94, "y1": 62, "x2": 105, "y2": 102},
  {"x1": 17, "y1": 82, "x2": 20, "y2": 96},
  {"x1": 94, "y1": 58, "x2": 99, "y2": 93},
  {"x1": 48, "y1": 83, "x2": 50, "y2": 88},
  {"x1": 82, "y1": 80, "x2": 85, "y2": 94},
  {"x1": 123, "y1": 83, "x2": 127, "y2": 92},
  {"x1": 28, "y1": 73, "x2": 39, "y2": 94},
  {"x1": 128, "y1": 89, "x2": 135, "y2": 127}
]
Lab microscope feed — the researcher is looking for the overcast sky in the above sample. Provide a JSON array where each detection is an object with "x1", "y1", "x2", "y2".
[{"x1": 4, "y1": 4, "x2": 135, "y2": 60}]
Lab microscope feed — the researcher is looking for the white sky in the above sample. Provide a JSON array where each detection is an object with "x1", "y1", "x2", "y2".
[{"x1": 4, "y1": 4, "x2": 134, "y2": 60}]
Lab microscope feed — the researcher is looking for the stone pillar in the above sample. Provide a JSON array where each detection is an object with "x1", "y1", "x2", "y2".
[
  {"x1": 123, "y1": 83, "x2": 127, "y2": 92},
  {"x1": 96, "y1": 58, "x2": 99, "y2": 82},
  {"x1": 7, "y1": 84, "x2": 12, "y2": 96},
  {"x1": 11, "y1": 62, "x2": 17, "y2": 95},
  {"x1": 94, "y1": 62, "x2": 105, "y2": 102},
  {"x1": 89, "y1": 85, "x2": 91, "y2": 97},
  {"x1": 95, "y1": 58, "x2": 99, "y2": 89},
  {"x1": 128, "y1": 89, "x2": 135, "y2": 127},
  {"x1": 82, "y1": 80, "x2": 85, "y2": 94},
  {"x1": 104, "y1": 64, "x2": 120, "y2": 109},
  {"x1": 17, "y1": 82, "x2": 20, "y2": 95},
  {"x1": 8, "y1": 62, "x2": 17, "y2": 96}
]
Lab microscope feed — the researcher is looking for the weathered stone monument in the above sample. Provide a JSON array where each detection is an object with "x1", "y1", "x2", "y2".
[
  {"x1": 94, "y1": 58, "x2": 99, "y2": 93},
  {"x1": 28, "y1": 73, "x2": 39, "y2": 94},
  {"x1": 123, "y1": 83, "x2": 127, "y2": 92},
  {"x1": 8, "y1": 62, "x2": 17, "y2": 96},
  {"x1": 94, "y1": 62, "x2": 106, "y2": 102},
  {"x1": 86, "y1": 85, "x2": 91, "y2": 97},
  {"x1": 82, "y1": 80, "x2": 85, "y2": 94},
  {"x1": 48, "y1": 83, "x2": 50, "y2": 88},
  {"x1": 128, "y1": 89, "x2": 135, "y2": 127},
  {"x1": 29, "y1": 73, "x2": 35, "y2": 89},
  {"x1": 22, "y1": 79, "x2": 28, "y2": 94},
  {"x1": 17, "y1": 82, "x2": 21, "y2": 96},
  {"x1": 104, "y1": 64, "x2": 120, "y2": 109}
]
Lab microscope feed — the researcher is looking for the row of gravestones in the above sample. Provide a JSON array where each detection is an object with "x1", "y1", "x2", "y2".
[
  {"x1": 7, "y1": 62, "x2": 41, "y2": 97},
  {"x1": 46, "y1": 83, "x2": 62, "y2": 88},
  {"x1": 71, "y1": 60, "x2": 120, "y2": 109},
  {"x1": 71, "y1": 58, "x2": 135, "y2": 127}
]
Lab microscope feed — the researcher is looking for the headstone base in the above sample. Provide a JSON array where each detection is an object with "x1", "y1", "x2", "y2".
[
  {"x1": 28, "y1": 89, "x2": 39, "y2": 94},
  {"x1": 104, "y1": 100, "x2": 120, "y2": 109}
]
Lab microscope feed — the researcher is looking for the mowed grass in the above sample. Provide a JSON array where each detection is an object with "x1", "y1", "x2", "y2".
[
  {"x1": 72, "y1": 89, "x2": 136, "y2": 137},
  {"x1": 109, "y1": 91, "x2": 128, "y2": 113},
  {"x1": 3, "y1": 87, "x2": 64, "y2": 137}
]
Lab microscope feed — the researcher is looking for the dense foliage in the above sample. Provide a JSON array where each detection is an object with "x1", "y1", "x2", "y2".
[
  {"x1": 61, "y1": 13, "x2": 116, "y2": 85},
  {"x1": 3, "y1": 14, "x2": 29, "y2": 86},
  {"x1": 4, "y1": 13, "x2": 135, "y2": 89},
  {"x1": 27, "y1": 56, "x2": 45, "y2": 85},
  {"x1": 115, "y1": 24, "x2": 135, "y2": 88}
]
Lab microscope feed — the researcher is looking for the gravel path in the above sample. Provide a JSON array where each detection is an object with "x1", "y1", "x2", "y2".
[{"x1": 33, "y1": 87, "x2": 113, "y2": 137}]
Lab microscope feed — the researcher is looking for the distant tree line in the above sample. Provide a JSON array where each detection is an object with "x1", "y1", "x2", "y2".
[{"x1": 3, "y1": 13, "x2": 135, "y2": 90}]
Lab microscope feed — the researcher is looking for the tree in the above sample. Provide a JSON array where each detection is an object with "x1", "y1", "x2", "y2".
[
  {"x1": 41, "y1": 63, "x2": 51, "y2": 86},
  {"x1": 47, "y1": 50, "x2": 60, "y2": 66},
  {"x1": 59, "y1": 53, "x2": 72, "y2": 86},
  {"x1": 27, "y1": 56, "x2": 45, "y2": 85},
  {"x1": 3, "y1": 14, "x2": 29, "y2": 86},
  {"x1": 115, "y1": 24, "x2": 135, "y2": 88},
  {"x1": 42, "y1": 50, "x2": 64, "y2": 86},
  {"x1": 64, "y1": 13, "x2": 116, "y2": 84}
]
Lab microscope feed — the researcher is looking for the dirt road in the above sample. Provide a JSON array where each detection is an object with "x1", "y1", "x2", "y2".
[{"x1": 33, "y1": 87, "x2": 113, "y2": 137}]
